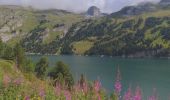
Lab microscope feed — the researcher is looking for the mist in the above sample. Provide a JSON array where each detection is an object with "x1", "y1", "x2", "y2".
[{"x1": 0, "y1": 0, "x2": 160, "y2": 13}]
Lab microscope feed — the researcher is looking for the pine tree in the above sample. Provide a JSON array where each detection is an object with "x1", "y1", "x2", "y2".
[
  {"x1": 14, "y1": 43, "x2": 26, "y2": 69},
  {"x1": 35, "y1": 57, "x2": 49, "y2": 79}
]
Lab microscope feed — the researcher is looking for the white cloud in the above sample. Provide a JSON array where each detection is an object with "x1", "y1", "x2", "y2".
[{"x1": 0, "y1": 0, "x2": 161, "y2": 13}]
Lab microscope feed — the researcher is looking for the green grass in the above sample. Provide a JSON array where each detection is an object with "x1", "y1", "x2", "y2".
[
  {"x1": 141, "y1": 10, "x2": 170, "y2": 18},
  {"x1": 47, "y1": 13, "x2": 83, "y2": 26},
  {"x1": 0, "y1": 60, "x2": 14, "y2": 73},
  {"x1": 112, "y1": 9, "x2": 170, "y2": 24},
  {"x1": 43, "y1": 31, "x2": 63, "y2": 44},
  {"x1": 7, "y1": 35, "x2": 22, "y2": 47},
  {"x1": 20, "y1": 12, "x2": 39, "y2": 33},
  {"x1": 72, "y1": 40, "x2": 94, "y2": 55}
]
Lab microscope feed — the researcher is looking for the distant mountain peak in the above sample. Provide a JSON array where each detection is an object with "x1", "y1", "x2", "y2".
[{"x1": 86, "y1": 6, "x2": 101, "y2": 17}]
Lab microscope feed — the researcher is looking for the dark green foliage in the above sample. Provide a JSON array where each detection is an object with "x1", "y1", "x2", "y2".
[
  {"x1": 35, "y1": 57, "x2": 49, "y2": 79},
  {"x1": 53, "y1": 23, "x2": 65, "y2": 28},
  {"x1": 0, "y1": 41, "x2": 35, "y2": 73},
  {"x1": 24, "y1": 59, "x2": 35, "y2": 73},
  {"x1": 21, "y1": 27, "x2": 45, "y2": 53},
  {"x1": 48, "y1": 61, "x2": 74, "y2": 88},
  {"x1": 121, "y1": 19, "x2": 135, "y2": 29},
  {"x1": 161, "y1": 27, "x2": 170, "y2": 40},
  {"x1": 2, "y1": 46, "x2": 15, "y2": 60},
  {"x1": 15, "y1": 8, "x2": 170, "y2": 57},
  {"x1": 14, "y1": 43, "x2": 26, "y2": 69},
  {"x1": 61, "y1": 16, "x2": 170, "y2": 57},
  {"x1": 79, "y1": 74, "x2": 86, "y2": 87},
  {"x1": 110, "y1": 93, "x2": 118, "y2": 100},
  {"x1": 21, "y1": 26, "x2": 62, "y2": 54},
  {"x1": 0, "y1": 39, "x2": 15, "y2": 60},
  {"x1": 144, "y1": 17, "x2": 163, "y2": 28},
  {"x1": 60, "y1": 45, "x2": 73, "y2": 54},
  {"x1": 134, "y1": 18, "x2": 143, "y2": 29}
]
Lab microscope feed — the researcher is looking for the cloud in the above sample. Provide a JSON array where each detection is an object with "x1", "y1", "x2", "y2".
[
  {"x1": 0, "y1": 0, "x2": 20, "y2": 5},
  {"x1": 0, "y1": 0, "x2": 160, "y2": 13}
]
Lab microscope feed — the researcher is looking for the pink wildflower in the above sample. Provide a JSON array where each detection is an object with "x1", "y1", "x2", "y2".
[
  {"x1": 133, "y1": 87, "x2": 142, "y2": 100},
  {"x1": 114, "y1": 67, "x2": 122, "y2": 95},
  {"x1": 114, "y1": 81, "x2": 122, "y2": 94},
  {"x1": 94, "y1": 80, "x2": 102, "y2": 93},
  {"x1": 98, "y1": 94, "x2": 101, "y2": 100},
  {"x1": 82, "y1": 81, "x2": 88, "y2": 93},
  {"x1": 64, "y1": 90, "x2": 72, "y2": 100},
  {"x1": 39, "y1": 88, "x2": 45, "y2": 98},
  {"x1": 13, "y1": 77, "x2": 23, "y2": 85},
  {"x1": 55, "y1": 82, "x2": 61, "y2": 96},
  {"x1": 123, "y1": 87, "x2": 133, "y2": 100},
  {"x1": 24, "y1": 96, "x2": 30, "y2": 100}
]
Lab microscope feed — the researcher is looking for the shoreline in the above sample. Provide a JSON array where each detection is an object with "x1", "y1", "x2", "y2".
[{"x1": 26, "y1": 53, "x2": 170, "y2": 59}]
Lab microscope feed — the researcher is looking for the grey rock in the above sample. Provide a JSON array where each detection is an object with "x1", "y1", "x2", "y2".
[{"x1": 86, "y1": 6, "x2": 101, "y2": 17}]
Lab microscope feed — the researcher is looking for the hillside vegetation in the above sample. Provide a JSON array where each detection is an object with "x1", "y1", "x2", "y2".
[
  {"x1": 0, "y1": 43, "x2": 109, "y2": 99},
  {"x1": 0, "y1": 4, "x2": 170, "y2": 57},
  {"x1": 0, "y1": 5, "x2": 83, "y2": 47},
  {"x1": 61, "y1": 9, "x2": 170, "y2": 57},
  {"x1": 0, "y1": 25, "x2": 170, "y2": 99}
]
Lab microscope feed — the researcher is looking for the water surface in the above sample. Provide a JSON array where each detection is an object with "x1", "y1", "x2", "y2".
[{"x1": 28, "y1": 55, "x2": 170, "y2": 99}]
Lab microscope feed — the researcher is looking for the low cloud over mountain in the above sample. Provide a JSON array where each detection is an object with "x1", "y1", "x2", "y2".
[{"x1": 0, "y1": 0, "x2": 160, "y2": 13}]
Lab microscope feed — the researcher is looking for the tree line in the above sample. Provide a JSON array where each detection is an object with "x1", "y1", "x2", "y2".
[{"x1": 0, "y1": 38, "x2": 74, "y2": 88}]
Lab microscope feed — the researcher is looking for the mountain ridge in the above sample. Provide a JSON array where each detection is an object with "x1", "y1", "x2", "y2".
[{"x1": 0, "y1": 3, "x2": 170, "y2": 57}]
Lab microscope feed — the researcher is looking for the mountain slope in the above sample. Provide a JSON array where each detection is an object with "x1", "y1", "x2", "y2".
[
  {"x1": 0, "y1": 5, "x2": 84, "y2": 47},
  {"x1": 60, "y1": 9, "x2": 170, "y2": 57},
  {"x1": 111, "y1": 2, "x2": 159, "y2": 17},
  {"x1": 0, "y1": 4, "x2": 170, "y2": 57}
]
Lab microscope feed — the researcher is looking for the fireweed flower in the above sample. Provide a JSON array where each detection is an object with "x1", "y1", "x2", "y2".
[
  {"x1": 82, "y1": 81, "x2": 88, "y2": 94},
  {"x1": 55, "y1": 82, "x2": 61, "y2": 96},
  {"x1": 133, "y1": 87, "x2": 142, "y2": 100},
  {"x1": 13, "y1": 77, "x2": 23, "y2": 86},
  {"x1": 64, "y1": 90, "x2": 72, "y2": 100},
  {"x1": 24, "y1": 96, "x2": 30, "y2": 100},
  {"x1": 94, "y1": 80, "x2": 101, "y2": 93},
  {"x1": 39, "y1": 87, "x2": 45, "y2": 98},
  {"x1": 97, "y1": 93, "x2": 101, "y2": 100},
  {"x1": 38, "y1": 84, "x2": 46, "y2": 98},
  {"x1": 114, "y1": 81, "x2": 122, "y2": 94},
  {"x1": 93, "y1": 80, "x2": 102, "y2": 100},
  {"x1": 114, "y1": 67, "x2": 122, "y2": 95},
  {"x1": 123, "y1": 87, "x2": 133, "y2": 100}
]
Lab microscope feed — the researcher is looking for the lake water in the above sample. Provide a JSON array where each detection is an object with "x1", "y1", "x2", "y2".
[{"x1": 28, "y1": 55, "x2": 170, "y2": 99}]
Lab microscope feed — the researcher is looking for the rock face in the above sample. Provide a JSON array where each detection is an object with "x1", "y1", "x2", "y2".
[{"x1": 86, "y1": 6, "x2": 101, "y2": 16}]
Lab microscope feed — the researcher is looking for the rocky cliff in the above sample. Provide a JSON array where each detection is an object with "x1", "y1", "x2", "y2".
[{"x1": 86, "y1": 6, "x2": 101, "y2": 17}]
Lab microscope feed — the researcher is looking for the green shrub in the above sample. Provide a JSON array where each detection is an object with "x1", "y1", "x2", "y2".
[
  {"x1": 35, "y1": 57, "x2": 49, "y2": 79},
  {"x1": 48, "y1": 61, "x2": 74, "y2": 88}
]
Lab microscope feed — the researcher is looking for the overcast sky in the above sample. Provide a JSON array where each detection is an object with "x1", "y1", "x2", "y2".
[{"x1": 0, "y1": 0, "x2": 160, "y2": 13}]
